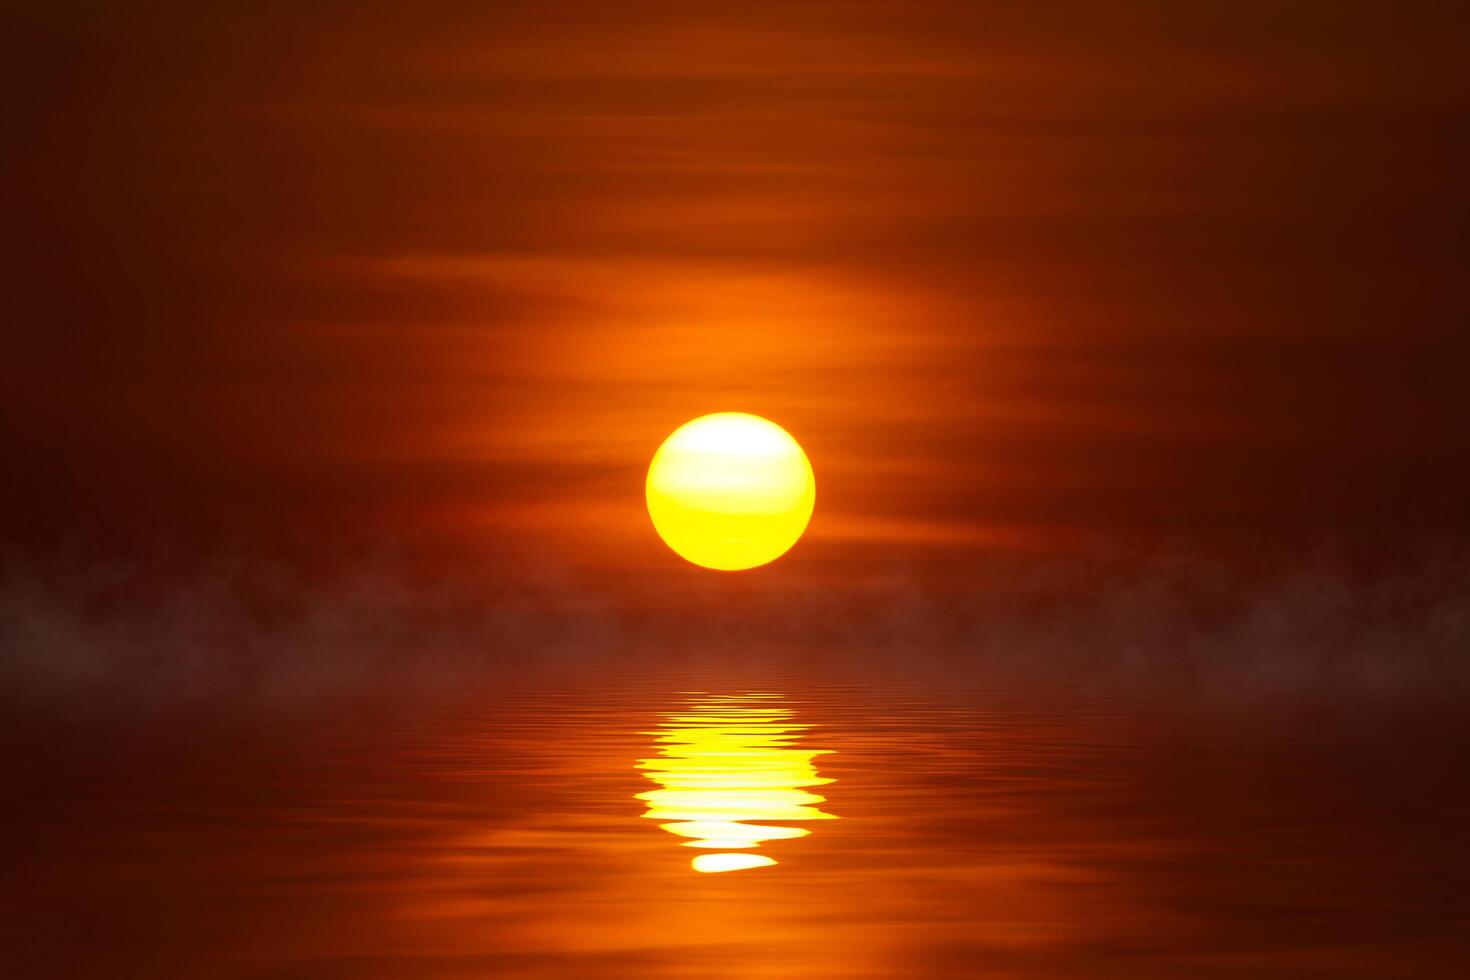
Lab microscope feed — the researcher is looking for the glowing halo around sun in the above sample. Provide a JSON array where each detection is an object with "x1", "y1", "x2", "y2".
[{"x1": 646, "y1": 412, "x2": 815, "y2": 571}]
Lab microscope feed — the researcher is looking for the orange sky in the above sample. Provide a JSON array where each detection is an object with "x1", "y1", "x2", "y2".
[{"x1": 6, "y1": 1, "x2": 1469, "y2": 577}]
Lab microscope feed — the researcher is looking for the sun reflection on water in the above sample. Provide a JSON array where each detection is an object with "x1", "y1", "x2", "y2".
[{"x1": 636, "y1": 693, "x2": 836, "y2": 873}]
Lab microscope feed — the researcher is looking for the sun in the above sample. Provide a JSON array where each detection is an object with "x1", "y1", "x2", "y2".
[{"x1": 646, "y1": 413, "x2": 815, "y2": 571}]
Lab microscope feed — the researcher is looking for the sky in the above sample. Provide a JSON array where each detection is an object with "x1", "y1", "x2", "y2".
[{"x1": 6, "y1": 1, "x2": 1469, "y2": 586}]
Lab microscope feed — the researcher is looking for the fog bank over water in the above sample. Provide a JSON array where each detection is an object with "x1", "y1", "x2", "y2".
[{"x1": 4, "y1": 543, "x2": 1465, "y2": 718}]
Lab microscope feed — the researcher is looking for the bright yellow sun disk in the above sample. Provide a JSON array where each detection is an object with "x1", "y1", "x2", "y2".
[{"x1": 646, "y1": 413, "x2": 815, "y2": 571}]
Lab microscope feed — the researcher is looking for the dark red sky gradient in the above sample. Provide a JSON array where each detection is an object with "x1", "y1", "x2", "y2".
[{"x1": 6, "y1": 1, "x2": 1468, "y2": 573}]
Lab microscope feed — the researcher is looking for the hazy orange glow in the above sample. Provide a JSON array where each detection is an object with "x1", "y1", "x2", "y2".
[
  {"x1": 645, "y1": 413, "x2": 815, "y2": 571},
  {"x1": 636, "y1": 693, "x2": 835, "y2": 872}
]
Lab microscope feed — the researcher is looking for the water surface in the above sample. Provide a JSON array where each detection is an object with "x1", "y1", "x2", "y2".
[{"x1": 7, "y1": 658, "x2": 1469, "y2": 978}]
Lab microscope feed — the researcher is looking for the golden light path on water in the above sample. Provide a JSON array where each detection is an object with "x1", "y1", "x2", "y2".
[{"x1": 636, "y1": 694, "x2": 836, "y2": 873}]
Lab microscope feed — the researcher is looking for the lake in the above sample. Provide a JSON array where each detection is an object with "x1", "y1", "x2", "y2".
[{"x1": 6, "y1": 650, "x2": 1469, "y2": 978}]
